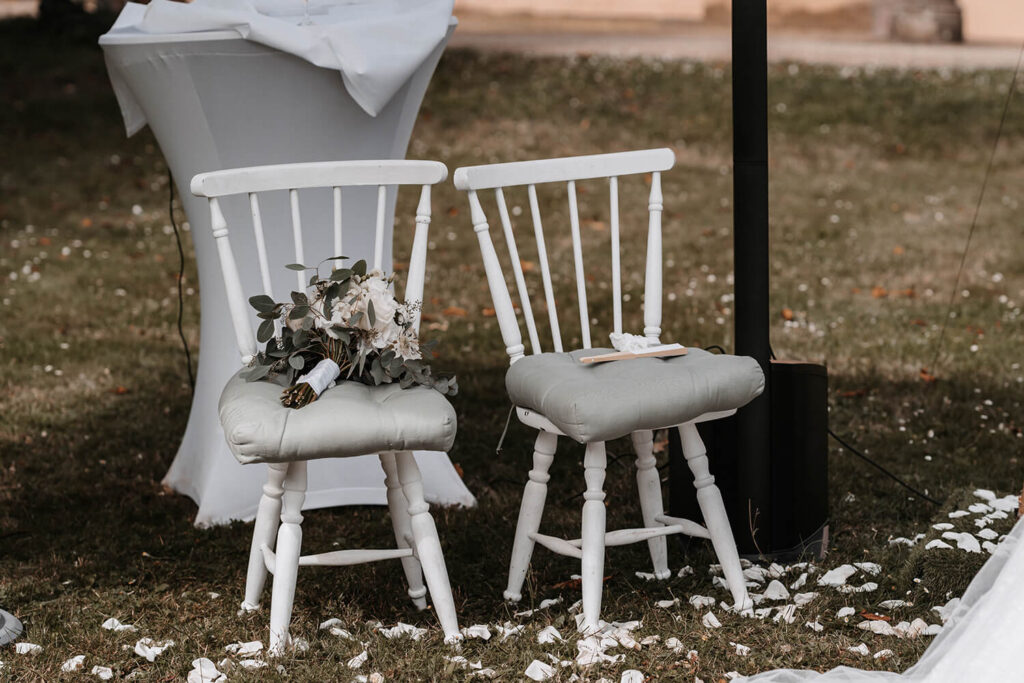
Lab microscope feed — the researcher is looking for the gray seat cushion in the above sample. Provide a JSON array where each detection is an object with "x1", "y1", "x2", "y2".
[
  {"x1": 505, "y1": 347, "x2": 764, "y2": 443},
  {"x1": 219, "y1": 369, "x2": 457, "y2": 465}
]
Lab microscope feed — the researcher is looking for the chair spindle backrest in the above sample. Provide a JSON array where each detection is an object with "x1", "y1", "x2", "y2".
[
  {"x1": 192, "y1": 160, "x2": 448, "y2": 364},
  {"x1": 454, "y1": 148, "x2": 675, "y2": 365}
]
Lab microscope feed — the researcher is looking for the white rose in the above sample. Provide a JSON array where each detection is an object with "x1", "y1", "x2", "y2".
[{"x1": 361, "y1": 275, "x2": 399, "y2": 333}]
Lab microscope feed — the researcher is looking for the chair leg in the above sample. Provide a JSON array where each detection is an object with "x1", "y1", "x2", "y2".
[
  {"x1": 268, "y1": 460, "x2": 307, "y2": 656},
  {"x1": 504, "y1": 430, "x2": 557, "y2": 603},
  {"x1": 580, "y1": 441, "x2": 607, "y2": 633},
  {"x1": 380, "y1": 451, "x2": 428, "y2": 610},
  {"x1": 242, "y1": 463, "x2": 288, "y2": 612},
  {"x1": 631, "y1": 430, "x2": 671, "y2": 580},
  {"x1": 394, "y1": 451, "x2": 460, "y2": 643},
  {"x1": 678, "y1": 423, "x2": 752, "y2": 612}
]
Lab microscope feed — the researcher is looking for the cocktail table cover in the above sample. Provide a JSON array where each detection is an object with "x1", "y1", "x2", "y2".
[{"x1": 99, "y1": 3, "x2": 474, "y2": 526}]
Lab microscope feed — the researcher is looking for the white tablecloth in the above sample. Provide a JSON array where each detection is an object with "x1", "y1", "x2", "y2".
[{"x1": 100, "y1": 4, "x2": 474, "y2": 526}]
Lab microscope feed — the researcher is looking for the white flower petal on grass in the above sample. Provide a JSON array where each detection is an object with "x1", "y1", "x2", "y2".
[
  {"x1": 925, "y1": 539, "x2": 954, "y2": 550},
  {"x1": 640, "y1": 634, "x2": 660, "y2": 646},
  {"x1": 923, "y1": 623, "x2": 943, "y2": 636},
  {"x1": 931, "y1": 598, "x2": 960, "y2": 624},
  {"x1": 621, "y1": 670, "x2": 646, "y2": 683},
  {"x1": 330, "y1": 626, "x2": 354, "y2": 639},
  {"x1": 575, "y1": 636, "x2": 625, "y2": 667},
  {"x1": 319, "y1": 617, "x2": 343, "y2": 630},
  {"x1": 537, "y1": 625, "x2": 563, "y2": 644},
  {"x1": 763, "y1": 580, "x2": 790, "y2": 601},
  {"x1": 858, "y1": 620, "x2": 897, "y2": 636},
  {"x1": 794, "y1": 592, "x2": 819, "y2": 606},
  {"x1": 461, "y1": 624, "x2": 491, "y2": 641},
  {"x1": 445, "y1": 655, "x2": 483, "y2": 671},
  {"x1": 837, "y1": 582, "x2": 878, "y2": 594},
  {"x1": 991, "y1": 495, "x2": 1019, "y2": 512},
  {"x1": 238, "y1": 660, "x2": 268, "y2": 670},
  {"x1": 677, "y1": 565, "x2": 694, "y2": 577},
  {"x1": 873, "y1": 649, "x2": 894, "y2": 660},
  {"x1": 656, "y1": 598, "x2": 679, "y2": 609},
  {"x1": 967, "y1": 503, "x2": 992, "y2": 514},
  {"x1": 665, "y1": 637, "x2": 686, "y2": 653},
  {"x1": 224, "y1": 641, "x2": 263, "y2": 657},
  {"x1": 689, "y1": 595, "x2": 716, "y2": 609},
  {"x1": 773, "y1": 605, "x2": 797, "y2": 624},
  {"x1": 846, "y1": 643, "x2": 870, "y2": 656},
  {"x1": 730, "y1": 641, "x2": 751, "y2": 656},
  {"x1": 539, "y1": 597, "x2": 562, "y2": 610},
  {"x1": 701, "y1": 612, "x2": 722, "y2": 628},
  {"x1": 817, "y1": 565, "x2": 857, "y2": 587},
  {"x1": 947, "y1": 510, "x2": 969, "y2": 519},
  {"x1": 187, "y1": 658, "x2": 227, "y2": 683},
  {"x1": 743, "y1": 566, "x2": 770, "y2": 584},
  {"x1": 635, "y1": 571, "x2": 658, "y2": 581},
  {"x1": 942, "y1": 531, "x2": 981, "y2": 553},
  {"x1": 101, "y1": 617, "x2": 138, "y2": 632},
  {"x1": 806, "y1": 620, "x2": 824, "y2": 632},
  {"x1": 977, "y1": 528, "x2": 999, "y2": 540},
  {"x1": 879, "y1": 600, "x2": 909, "y2": 610},
  {"x1": 973, "y1": 489, "x2": 996, "y2": 501},
  {"x1": 62, "y1": 655, "x2": 86, "y2": 672},
  {"x1": 568, "y1": 599, "x2": 582, "y2": 614},
  {"x1": 931, "y1": 523, "x2": 954, "y2": 531},
  {"x1": 836, "y1": 607, "x2": 856, "y2": 620},
  {"x1": 134, "y1": 638, "x2": 174, "y2": 662},
  {"x1": 753, "y1": 607, "x2": 773, "y2": 620},
  {"x1": 91, "y1": 665, "x2": 114, "y2": 680},
  {"x1": 471, "y1": 668, "x2": 497, "y2": 679},
  {"x1": 15, "y1": 643, "x2": 42, "y2": 655},
  {"x1": 790, "y1": 572, "x2": 808, "y2": 590},
  {"x1": 525, "y1": 659, "x2": 555, "y2": 681},
  {"x1": 767, "y1": 562, "x2": 786, "y2": 578},
  {"x1": 495, "y1": 622, "x2": 525, "y2": 640},
  {"x1": 983, "y1": 540, "x2": 999, "y2": 554},
  {"x1": 347, "y1": 650, "x2": 369, "y2": 669},
  {"x1": 379, "y1": 622, "x2": 427, "y2": 640},
  {"x1": 854, "y1": 562, "x2": 881, "y2": 575}
]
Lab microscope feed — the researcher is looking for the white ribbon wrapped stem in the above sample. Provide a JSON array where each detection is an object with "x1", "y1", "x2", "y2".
[{"x1": 296, "y1": 358, "x2": 341, "y2": 396}]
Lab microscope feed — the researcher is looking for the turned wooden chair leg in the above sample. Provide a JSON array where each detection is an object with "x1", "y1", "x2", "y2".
[
  {"x1": 678, "y1": 423, "x2": 752, "y2": 612},
  {"x1": 580, "y1": 441, "x2": 608, "y2": 633},
  {"x1": 504, "y1": 430, "x2": 557, "y2": 602},
  {"x1": 394, "y1": 451, "x2": 460, "y2": 642},
  {"x1": 268, "y1": 460, "x2": 307, "y2": 655},
  {"x1": 631, "y1": 429, "x2": 671, "y2": 580},
  {"x1": 380, "y1": 451, "x2": 428, "y2": 610},
  {"x1": 242, "y1": 463, "x2": 288, "y2": 612}
]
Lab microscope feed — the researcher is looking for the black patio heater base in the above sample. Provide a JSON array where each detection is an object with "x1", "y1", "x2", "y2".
[{"x1": 669, "y1": 359, "x2": 830, "y2": 562}]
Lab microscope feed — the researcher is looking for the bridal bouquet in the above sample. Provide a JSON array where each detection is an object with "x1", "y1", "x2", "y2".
[{"x1": 241, "y1": 258, "x2": 457, "y2": 408}]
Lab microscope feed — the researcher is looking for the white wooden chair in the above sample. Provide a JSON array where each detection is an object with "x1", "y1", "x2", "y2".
[
  {"x1": 453, "y1": 149, "x2": 765, "y2": 631},
  {"x1": 191, "y1": 160, "x2": 460, "y2": 652}
]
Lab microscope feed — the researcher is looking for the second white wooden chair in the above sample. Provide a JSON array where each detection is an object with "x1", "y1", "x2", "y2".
[
  {"x1": 453, "y1": 149, "x2": 765, "y2": 631},
  {"x1": 191, "y1": 160, "x2": 460, "y2": 652}
]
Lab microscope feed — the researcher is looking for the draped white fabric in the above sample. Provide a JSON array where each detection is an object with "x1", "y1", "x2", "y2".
[
  {"x1": 105, "y1": 0, "x2": 454, "y2": 118},
  {"x1": 740, "y1": 515, "x2": 1024, "y2": 682}
]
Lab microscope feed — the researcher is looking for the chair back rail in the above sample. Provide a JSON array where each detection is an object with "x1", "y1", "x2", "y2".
[
  {"x1": 454, "y1": 148, "x2": 674, "y2": 364},
  {"x1": 192, "y1": 160, "x2": 448, "y2": 364}
]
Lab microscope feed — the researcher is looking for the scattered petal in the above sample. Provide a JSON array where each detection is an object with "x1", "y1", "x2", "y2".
[
  {"x1": 656, "y1": 598, "x2": 679, "y2": 609},
  {"x1": 689, "y1": 595, "x2": 716, "y2": 609},
  {"x1": 873, "y1": 649, "x2": 894, "y2": 660},
  {"x1": 846, "y1": 643, "x2": 870, "y2": 656},
  {"x1": 101, "y1": 618, "x2": 138, "y2": 632},
  {"x1": 837, "y1": 607, "x2": 856, "y2": 619},
  {"x1": 635, "y1": 571, "x2": 658, "y2": 581},
  {"x1": 763, "y1": 580, "x2": 790, "y2": 601},
  {"x1": 15, "y1": 643, "x2": 42, "y2": 655},
  {"x1": 818, "y1": 565, "x2": 857, "y2": 587},
  {"x1": 525, "y1": 659, "x2": 555, "y2": 681},
  {"x1": 931, "y1": 598, "x2": 960, "y2": 624},
  {"x1": 665, "y1": 637, "x2": 686, "y2": 653},
  {"x1": 701, "y1": 612, "x2": 722, "y2": 628},
  {"x1": 187, "y1": 658, "x2": 227, "y2": 683},
  {"x1": 879, "y1": 600, "x2": 908, "y2": 610},
  {"x1": 806, "y1": 620, "x2": 823, "y2": 632},
  {"x1": 789, "y1": 572, "x2": 808, "y2": 590},
  {"x1": 134, "y1": 638, "x2": 174, "y2": 662},
  {"x1": 537, "y1": 625, "x2": 563, "y2": 644},
  {"x1": 947, "y1": 510, "x2": 969, "y2": 519},
  {"x1": 62, "y1": 655, "x2": 86, "y2": 672},
  {"x1": 495, "y1": 622, "x2": 525, "y2": 640},
  {"x1": 730, "y1": 641, "x2": 751, "y2": 656},
  {"x1": 931, "y1": 523, "x2": 954, "y2": 531},
  {"x1": 773, "y1": 604, "x2": 797, "y2": 624},
  {"x1": 461, "y1": 624, "x2": 491, "y2": 641},
  {"x1": 91, "y1": 665, "x2": 114, "y2": 680},
  {"x1": 347, "y1": 650, "x2": 369, "y2": 669},
  {"x1": 330, "y1": 626, "x2": 354, "y2": 639},
  {"x1": 925, "y1": 539, "x2": 954, "y2": 550},
  {"x1": 941, "y1": 531, "x2": 981, "y2": 553},
  {"x1": 621, "y1": 670, "x2": 645, "y2": 683},
  {"x1": 854, "y1": 562, "x2": 881, "y2": 576},
  {"x1": 794, "y1": 592, "x2": 819, "y2": 606},
  {"x1": 319, "y1": 618, "x2": 344, "y2": 630},
  {"x1": 224, "y1": 641, "x2": 263, "y2": 657},
  {"x1": 677, "y1": 566, "x2": 694, "y2": 577},
  {"x1": 379, "y1": 622, "x2": 427, "y2": 640}
]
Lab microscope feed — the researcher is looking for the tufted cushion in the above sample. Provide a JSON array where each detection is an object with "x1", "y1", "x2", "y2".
[
  {"x1": 218, "y1": 369, "x2": 457, "y2": 465},
  {"x1": 505, "y1": 347, "x2": 764, "y2": 444}
]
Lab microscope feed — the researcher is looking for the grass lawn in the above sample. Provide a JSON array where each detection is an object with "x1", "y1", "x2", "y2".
[{"x1": 1, "y1": 15, "x2": 1023, "y2": 682}]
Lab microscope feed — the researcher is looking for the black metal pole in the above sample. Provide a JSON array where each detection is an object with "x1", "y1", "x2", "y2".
[{"x1": 731, "y1": 0, "x2": 773, "y2": 551}]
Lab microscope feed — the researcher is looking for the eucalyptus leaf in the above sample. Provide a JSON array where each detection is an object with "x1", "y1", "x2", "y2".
[
  {"x1": 257, "y1": 319, "x2": 275, "y2": 343},
  {"x1": 285, "y1": 263, "x2": 309, "y2": 271},
  {"x1": 352, "y1": 259, "x2": 367, "y2": 276},
  {"x1": 288, "y1": 355, "x2": 305, "y2": 371},
  {"x1": 289, "y1": 304, "x2": 310, "y2": 320},
  {"x1": 240, "y1": 363, "x2": 271, "y2": 381},
  {"x1": 249, "y1": 294, "x2": 276, "y2": 313},
  {"x1": 367, "y1": 299, "x2": 376, "y2": 327},
  {"x1": 291, "y1": 291, "x2": 308, "y2": 306}
]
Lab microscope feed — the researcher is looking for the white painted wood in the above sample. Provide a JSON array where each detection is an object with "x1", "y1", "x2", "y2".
[
  {"x1": 529, "y1": 532, "x2": 583, "y2": 559},
  {"x1": 404, "y1": 185, "x2": 431, "y2": 333},
  {"x1": 373, "y1": 184, "x2": 387, "y2": 271},
  {"x1": 242, "y1": 463, "x2": 288, "y2": 611},
  {"x1": 269, "y1": 460, "x2": 307, "y2": 655},
  {"x1": 208, "y1": 198, "x2": 258, "y2": 363},
  {"x1": 298, "y1": 547, "x2": 413, "y2": 567},
  {"x1": 380, "y1": 451, "x2": 428, "y2": 610},
  {"x1": 452, "y1": 148, "x2": 674, "y2": 191},
  {"x1": 395, "y1": 450, "x2": 461, "y2": 642},
  {"x1": 632, "y1": 430, "x2": 670, "y2": 579},
  {"x1": 332, "y1": 186, "x2": 343, "y2": 264},
  {"x1": 609, "y1": 176, "x2": 622, "y2": 335},
  {"x1": 194, "y1": 160, "x2": 462, "y2": 648},
  {"x1": 580, "y1": 441, "x2": 607, "y2": 632},
  {"x1": 503, "y1": 430, "x2": 557, "y2": 602},
  {"x1": 495, "y1": 187, "x2": 541, "y2": 354},
  {"x1": 528, "y1": 184, "x2": 563, "y2": 353},
  {"x1": 564, "y1": 524, "x2": 689, "y2": 548},
  {"x1": 468, "y1": 190, "x2": 525, "y2": 362},
  {"x1": 566, "y1": 180, "x2": 591, "y2": 349},
  {"x1": 678, "y1": 422, "x2": 752, "y2": 612},
  {"x1": 643, "y1": 172, "x2": 664, "y2": 341},
  {"x1": 654, "y1": 514, "x2": 711, "y2": 539},
  {"x1": 289, "y1": 189, "x2": 306, "y2": 292},
  {"x1": 191, "y1": 160, "x2": 448, "y2": 197}
]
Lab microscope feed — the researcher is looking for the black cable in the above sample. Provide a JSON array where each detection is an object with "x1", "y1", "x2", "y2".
[
  {"x1": 927, "y1": 41, "x2": 1024, "y2": 378},
  {"x1": 169, "y1": 171, "x2": 196, "y2": 393},
  {"x1": 828, "y1": 428, "x2": 939, "y2": 505},
  {"x1": 703, "y1": 344, "x2": 726, "y2": 354}
]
